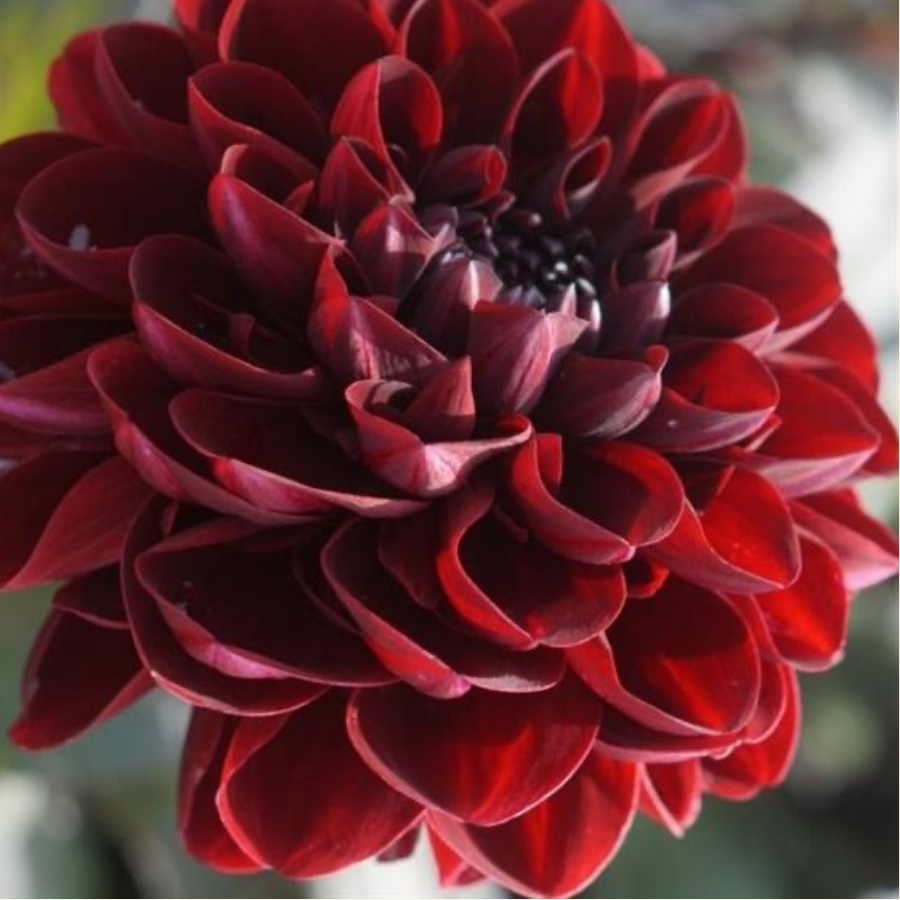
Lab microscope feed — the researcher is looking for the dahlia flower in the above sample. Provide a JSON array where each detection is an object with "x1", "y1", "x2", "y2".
[{"x1": 0, "y1": 0, "x2": 896, "y2": 895}]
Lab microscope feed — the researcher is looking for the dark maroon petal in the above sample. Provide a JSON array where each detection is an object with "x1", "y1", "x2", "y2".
[
  {"x1": 179, "y1": 710, "x2": 262, "y2": 873},
  {"x1": 757, "y1": 535, "x2": 849, "y2": 671},
  {"x1": 731, "y1": 186, "x2": 835, "y2": 259},
  {"x1": 569, "y1": 579, "x2": 760, "y2": 736},
  {"x1": 397, "y1": 0, "x2": 519, "y2": 144},
  {"x1": 17, "y1": 148, "x2": 207, "y2": 301},
  {"x1": 351, "y1": 204, "x2": 444, "y2": 299},
  {"x1": 218, "y1": 694, "x2": 423, "y2": 876},
  {"x1": 171, "y1": 390, "x2": 426, "y2": 518},
  {"x1": 669, "y1": 284, "x2": 779, "y2": 351},
  {"x1": 122, "y1": 495, "x2": 327, "y2": 714},
  {"x1": 640, "y1": 761, "x2": 702, "y2": 837},
  {"x1": 527, "y1": 137, "x2": 611, "y2": 222},
  {"x1": 703, "y1": 669, "x2": 800, "y2": 801},
  {"x1": 646, "y1": 467, "x2": 801, "y2": 593},
  {"x1": 331, "y1": 56, "x2": 442, "y2": 183},
  {"x1": 505, "y1": 435, "x2": 683, "y2": 564},
  {"x1": 209, "y1": 172, "x2": 341, "y2": 330},
  {"x1": 495, "y1": 0, "x2": 638, "y2": 133},
  {"x1": 504, "y1": 49, "x2": 604, "y2": 180},
  {"x1": 467, "y1": 301, "x2": 586, "y2": 415},
  {"x1": 379, "y1": 509, "x2": 445, "y2": 609},
  {"x1": 137, "y1": 528, "x2": 392, "y2": 685},
  {"x1": 190, "y1": 61, "x2": 326, "y2": 171},
  {"x1": 95, "y1": 23, "x2": 199, "y2": 171},
  {"x1": 656, "y1": 177, "x2": 734, "y2": 257},
  {"x1": 308, "y1": 255, "x2": 446, "y2": 386},
  {"x1": 792, "y1": 490, "x2": 899, "y2": 591},
  {"x1": 219, "y1": 0, "x2": 389, "y2": 109},
  {"x1": 599, "y1": 280, "x2": 670, "y2": 352},
  {"x1": 428, "y1": 750, "x2": 639, "y2": 897},
  {"x1": 438, "y1": 481, "x2": 625, "y2": 648},
  {"x1": 746, "y1": 366, "x2": 879, "y2": 496},
  {"x1": 678, "y1": 224, "x2": 841, "y2": 347},
  {"x1": 130, "y1": 236, "x2": 326, "y2": 401},
  {"x1": 427, "y1": 830, "x2": 486, "y2": 887},
  {"x1": 323, "y1": 518, "x2": 565, "y2": 697},
  {"x1": 9, "y1": 609, "x2": 151, "y2": 750},
  {"x1": 347, "y1": 675, "x2": 600, "y2": 826},
  {"x1": 535, "y1": 346, "x2": 666, "y2": 438},
  {"x1": 632, "y1": 339, "x2": 779, "y2": 453},
  {"x1": 418, "y1": 145, "x2": 507, "y2": 208},
  {"x1": 88, "y1": 339, "x2": 304, "y2": 525},
  {"x1": 52, "y1": 567, "x2": 127, "y2": 629}
]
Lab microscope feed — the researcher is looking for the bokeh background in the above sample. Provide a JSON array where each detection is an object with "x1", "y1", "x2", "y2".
[{"x1": 0, "y1": 1, "x2": 896, "y2": 897}]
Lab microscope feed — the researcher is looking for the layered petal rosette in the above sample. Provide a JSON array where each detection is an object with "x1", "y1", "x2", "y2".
[{"x1": 0, "y1": 0, "x2": 896, "y2": 896}]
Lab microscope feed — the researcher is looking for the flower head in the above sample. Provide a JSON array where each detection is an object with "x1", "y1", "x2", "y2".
[{"x1": 0, "y1": 0, "x2": 897, "y2": 895}]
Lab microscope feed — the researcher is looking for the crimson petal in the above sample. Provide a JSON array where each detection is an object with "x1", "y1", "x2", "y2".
[
  {"x1": 640, "y1": 760, "x2": 702, "y2": 838},
  {"x1": 347, "y1": 675, "x2": 600, "y2": 825}
]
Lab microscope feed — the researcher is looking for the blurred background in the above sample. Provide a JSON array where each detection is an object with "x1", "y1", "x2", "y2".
[{"x1": 0, "y1": 0, "x2": 896, "y2": 897}]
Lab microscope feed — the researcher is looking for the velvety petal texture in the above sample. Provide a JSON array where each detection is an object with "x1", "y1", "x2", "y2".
[{"x1": 0, "y1": 0, "x2": 895, "y2": 897}]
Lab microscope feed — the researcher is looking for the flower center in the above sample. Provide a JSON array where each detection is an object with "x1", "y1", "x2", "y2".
[{"x1": 460, "y1": 207, "x2": 600, "y2": 314}]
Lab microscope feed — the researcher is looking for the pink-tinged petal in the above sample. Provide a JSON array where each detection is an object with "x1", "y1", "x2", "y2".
[
  {"x1": 632, "y1": 339, "x2": 779, "y2": 453},
  {"x1": 569, "y1": 579, "x2": 760, "y2": 736},
  {"x1": 407, "y1": 256, "x2": 501, "y2": 356},
  {"x1": 6, "y1": 455, "x2": 150, "y2": 590},
  {"x1": 428, "y1": 750, "x2": 639, "y2": 898},
  {"x1": 616, "y1": 230, "x2": 678, "y2": 285},
  {"x1": 504, "y1": 50, "x2": 603, "y2": 180},
  {"x1": 323, "y1": 518, "x2": 565, "y2": 698},
  {"x1": 218, "y1": 694, "x2": 423, "y2": 876},
  {"x1": 122, "y1": 495, "x2": 327, "y2": 714},
  {"x1": 347, "y1": 376, "x2": 530, "y2": 497},
  {"x1": 657, "y1": 177, "x2": 734, "y2": 258},
  {"x1": 468, "y1": 301, "x2": 586, "y2": 416},
  {"x1": 378, "y1": 825, "x2": 421, "y2": 863},
  {"x1": 535, "y1": 346, "x2": 666, "y2": 438},
  {"x1": 745, "y1": 366, "x2": 879, "y2": 496},
  {"x1": 0, "y1": 346, "x2": 110, "y2": 435},
  {"x1": 131, "y1": 236, "x2": 326, "y2": 401},
  {"x1": 627, "y1": 80, "x2": 728, "y2": 205},
  {"x1": 495, "y1": 0, "x2": 638, "y2": 133},
  {"x1": 309, "y1": 256, "x2": 446, "y2": 386},
  {"x1": 791, "y1": 490, "x2": 898, "y2": 591},
  {"x1": 731, "y1": 185, "x2": 835, "y2": 259},
  {"x1": 17, "y1": 148, "x2": 207, "y2": 301},
  {"x1": 678, "y1": 224, "x2": 841, "y2": 347},
  {"x1": 9, "y1": 609, "x2": 151, "y2": 750},
  {"x1": 669, "y1": 284, "x2": 779, "y2": 352},
  {"x1": 88, "y1": 339, "x2": 305, "y2": 525},
  {"x1": 209, "y1": 173, "x2": 343, "y2": 331},
  {"x1": 438, "y1": 481, "x2": 625, "y2": 648},
  {"x1": 48, "y1": 32, "x2": 130, "y2": 144},
  {"x1": 418, "y1": 145, "x2": 507, "y2": 208},
  {"x1": 640, "y1": 760, "x2": 702, "y2": 837},
  {"x1": 171, "y1": 390, "x2": 425, "y2": 518},
  {"x1": 96, "y1": 24, "x2": 200, "y2": 171},
  {"x1": 648, "y1": 466, "x2": 801, "y2": 593},
  {"x1": 703, "y1": 669, "x2": 801, "y2": 800},
  {"x1": 190, "y1": 61, "x2": 326, "y2": 171},
  {"x1": 756, "y1": 534, "x2": 849, "y2": 672},
  {"x1": 397, "y1": 0, "x2": 519, "y2": 144},
  {"x1": 332, "y1": 56, "x2": 442, "y2": 183},
  {"x1": 505, "y1": 435, "x2": 683, "y2": 564},
  {"x1": 347, "y1": 675, "x2": 600, "y2": 826},
  {"x1": 179, "y1": 711, "x2": 262, "y2": 873},
  {"x1": 599, "y1": 280, "x2": 670, "y2": 352},
  {"x1": 808, "y1": 365, "x2": 899, "y2": 474},
  {"x1": 789, "y1": 300, "x2": 878, "y2": 391},
  {"x1": 137, "y1": 531, "x2": 393, "y2": 686},
  {"x1": 351, "y1": 204, "x2": 444, "y2": 299},
  {"x1": 427, "y1": 831, "x2": 486, "y2": 887},
  {"x1": 52, "y1": 567, "x2": 127, "y2": 629},
  {"x1": 219, "y1": 0, "x2": 388, "y2": 109}
]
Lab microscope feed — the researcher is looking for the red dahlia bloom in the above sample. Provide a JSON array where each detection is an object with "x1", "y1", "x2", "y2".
[{"x1": 0, "y1": 0, "x2": 897, "y2": 895}]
